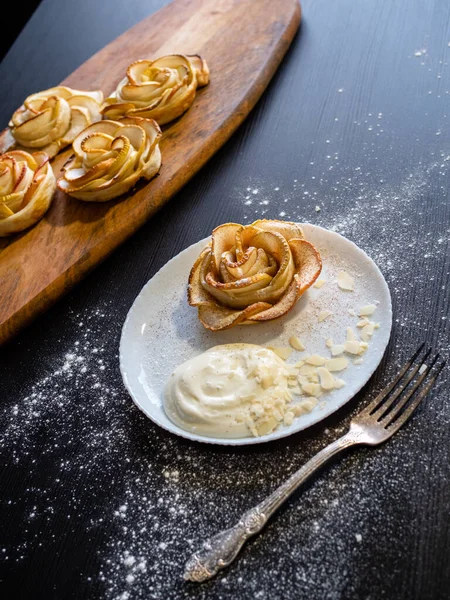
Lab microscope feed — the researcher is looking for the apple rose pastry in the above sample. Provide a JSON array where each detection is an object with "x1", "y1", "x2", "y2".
[
  {"x1": 57, "y1": 117, "x2": 162, "y2": 202},
  {"x1": 8, "y1": 86, "x2": 103, "y2": 158},
  {"x1": 188, "y1": 220, "x2": 322, "y2": 330},
  {"x1": 0, "y1": 150, "x2": 56, "y2": 236},
  {"x1": 102, "y1": 54, "x2": 209, "y2": 125}
]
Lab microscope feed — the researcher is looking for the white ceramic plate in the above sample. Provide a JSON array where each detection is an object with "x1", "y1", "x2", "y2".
[{"x1": 120, "y1": 224, "x2": 392, "y2": 445}]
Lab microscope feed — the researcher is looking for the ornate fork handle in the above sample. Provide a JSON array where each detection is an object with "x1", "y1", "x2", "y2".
[{"x1": 184, "y1": 431, "x2": 362, "y2": 582}]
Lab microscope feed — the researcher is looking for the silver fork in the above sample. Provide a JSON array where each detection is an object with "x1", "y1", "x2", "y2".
[{"x1": 184, "y1": 344, "x2": 445, "y2": 582}]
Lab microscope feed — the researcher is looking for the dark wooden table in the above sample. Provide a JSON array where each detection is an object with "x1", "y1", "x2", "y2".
[{"x1": 1, "y1": 1, "x2": 449, "y2": 598}]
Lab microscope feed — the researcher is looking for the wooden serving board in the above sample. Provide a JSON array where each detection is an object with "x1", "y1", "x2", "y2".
[{"x1": 0, "y1": 0, "x2": 301, "y2": 345}]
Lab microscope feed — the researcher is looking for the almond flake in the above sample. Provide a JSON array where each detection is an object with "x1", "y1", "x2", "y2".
[
  {"x1": 284, "y1": 411, "x2": 294, "y2": 426},
  {"x1": 360, "y1": 322, "x2": 376, "y2": 342},
  {"x1": 273, "y1": 409, "x2": 283, "y2": 422},
  {"x1": 287, "y1": 365, "x2": 299, "y2": 376},
  {"x1": 301, "y1": 382, "x2": 323, "y2": 397},
  {"x1": 359, "y1": 304, "x2": 377, "y2": 317},
  {"x1": 261, "y1": 375, "x2": 274, "y2": 389},
  {"x1": 356, "y1": 318, "x2": 370, "y2": 328},
  {"x1": 268, "y1": 346, "x2": 292, "y2": 360},
  {"x1": 299, "y1": 364, "x2": 317, "y2": 376},
  {"x1": 290, "y1": 386, "x2": 303, "y2": 396},
  {"x1": 303, "y1": 397, "x2": 319, "y2": 411},
  {"x1": 313, "y1": 279, "x2": 326, "y2": 289},
  {"x1": 292, "y1": 397, "x2": 318, "y2": 416},
  {"x1": 257, "y1": 416, "x2": 278, "y2": 436},
  {"x1": 331, "y1": 344, "x2": 345, "y2": 356},
  {"x1": 289, "y1": 336, "x2": 305, "y2": 351},
  {"x1": 306, "y1": 354, "x2": 326, "y2": 366},
  {"x1": 354, "y1": 358, "x2": 364, "y2": 365},
  {"x1": 337, "y1": 270, "x2": 354, "y2": 291},
  {"x1": 348, "y1": 308, "x2": 357, "y2": 316},
  {"x1": 344, "y1": 341, "x2": 362, "y2": 355},
  {"x1": 316, "y1": 367, "x2": 336, "y2": 390},
  {"x1": 318, "y1": 310, "x2": 333, "y2": 322},
  {"x1": 326, "y1": 338, "x2": 334, "y2": 348},
  {"x1": 292, "y1": 404, "x2": 306, "y2": 416},
  {"x1": 345, "y1": 340, "x2": 369, "y2": 355},
  {"x1": 251, "y1": 403, "x2": 264, "y2": 418},
  {"x1": 334, "y1": 378, "x2": 346, "y2": 389},
  {"x1": 326, "y1": 357, "x2": 349, "y2": 371},
  {"x1": 298, "y1": 375, "x2": 310, "y2": 387},
  {"x1": 346, "y1": 327, "x2": 356, "y2": 341}
]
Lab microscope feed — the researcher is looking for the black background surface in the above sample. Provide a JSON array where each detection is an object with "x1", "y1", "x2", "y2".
[{"x1": 1, "y1": 1, "x2": 449, "y2": 599}]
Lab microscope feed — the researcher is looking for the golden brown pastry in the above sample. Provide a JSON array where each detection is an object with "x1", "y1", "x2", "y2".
[
  {"x1": 0, "y1": 150, "x2": 56, "y2": 236},
  {"x1": 57, "y1": 117, "x2": 162, "y2": 202},
  {"x1": 8, "y1": 86, "x2": 104, "y2": 158},
  {"x1": 102, "y1": 55, "x2": 209, "y2": 125},
  {"x1": 188, "y1": 220, "x2": 322, "y2": 330}
]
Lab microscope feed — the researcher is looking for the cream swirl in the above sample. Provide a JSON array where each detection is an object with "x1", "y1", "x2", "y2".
[
  {"x1": 164, "y1": 344, "x2": 291, "y2": 438},
  {"x1": 8, "y1": 86, "x2": 103, "y2": 158},
  {"x1": 57, "y1": 117, "x2": 162, "y2": 202},
  {"x1": 188, "y1": 220, "x2": 322, "y2": 330},
  {"x1": 102, "y1": 54, "x2": 209, "y2": 125},
  {"x1": 0, "y1": 150, "x2": 56, "y2": 236}
]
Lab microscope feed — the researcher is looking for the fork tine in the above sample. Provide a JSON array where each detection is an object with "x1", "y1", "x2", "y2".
[
  {"x1": 362, "y1": 343, "x2": 426, "y2": 415},
  {"x1": 374, "y1": 348, "x2": 433, "y2": 420},
  {"x1": 379, "y1": 353, "x2": 440, "y2": 426},
  {"x1": 386, "y1": 360, "x2": 446, "y2": 434}
]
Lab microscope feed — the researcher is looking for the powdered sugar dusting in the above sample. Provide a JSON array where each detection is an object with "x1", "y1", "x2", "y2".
[{"x1": 1, "y1": 152, "x2": 449, "y2": 598}]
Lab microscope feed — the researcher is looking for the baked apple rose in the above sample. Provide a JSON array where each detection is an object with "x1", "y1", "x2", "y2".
[
  {"x1": 57, "y1": 117, "x2": 162, "y2": 202},
  {"x1": 188, "y1": 220, "x2": 322, "y2": 330},
  {"x1": 0, "y1": 150, "x2": 56, "y2": 236},
  {"x1": 8, "y1": 86, "x2": 103, "y2": 158},
  {"x1": 102, "y1": 55, "x2": 209, "y2": 125}
]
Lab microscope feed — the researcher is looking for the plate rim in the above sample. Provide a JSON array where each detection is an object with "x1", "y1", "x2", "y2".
[{"x1": 119, "y1": 223, "x2": 393, "y2": 446}]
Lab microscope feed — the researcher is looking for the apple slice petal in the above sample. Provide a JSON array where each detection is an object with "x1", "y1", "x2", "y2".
[
  {"x1": 60, "y1": 107, "x2": 90, "y2": 144},
  {"x1": 289, "y1": 239, "x2": 323, "y2": 293},
  {"x1": 187, "y1": 55, "x2": 210, "y2": 87},
  {"x1": 251, "y1": 219, "x2": 304, "y2": 241},
  {"x1": 188, "y1": 247, "x2": 215, "y2": 305},
  {"x1": 247, "y1": 276, "x2": 300, "y2": 322},
  {"x1": 211, "y1": 223, "x2": 241, "y2": 273},
  {"x1": 0, "y1": 204, "x2": 15, "y2": 218},
  {"x1": 198, "y1": 301, "x2": 272, "y2": 331}
]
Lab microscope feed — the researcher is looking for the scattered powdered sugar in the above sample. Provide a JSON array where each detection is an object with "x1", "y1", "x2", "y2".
[
  {"x1": 2, "y1": 309, "x2": 125, "y2": 465},
  {"x1": 2, "y1": 139, "x2": 450, "y2": 599},
  {"x1": 1, "y1": 146, "x2": 449, "y2": 599}
]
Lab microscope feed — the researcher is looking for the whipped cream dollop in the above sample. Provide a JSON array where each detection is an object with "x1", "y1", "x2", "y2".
[{"x1": 164, "y1": 344, "x2": 292, "y2": 438}]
